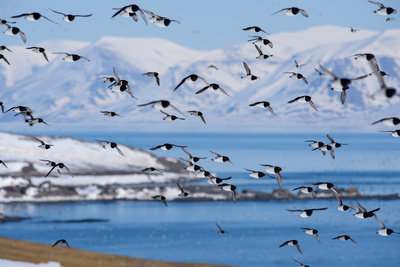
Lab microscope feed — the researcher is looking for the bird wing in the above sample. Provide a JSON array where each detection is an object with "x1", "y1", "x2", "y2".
[
  {"x1": 162, "y1": 198, "x2": 168, "y2": 207},
  {"x1": 41, "y1": 15, "x2": 58, "y2": 24},
  {"x1": 243, "y1": 62, "x2": 251, "y2": 75},
  {"x1": 279, "y1": 241, "x2": 289, "y2": 247},
  {"x1": 348, "y1": 236, "x2": 357, "y2": 244},
  {"x1": 368, "y1": 1, "x2": 384, "y2": 8},
  {"x1": 232, "y1": 190, "x2": 236, "y2": 203},
  {"x1": 155, "y1": 76, "x2": 160, "y2": 86},
  {"x1": 259, "y1": 163, "x2": 273, "y2": 167},
  {"x1": 173, "y1": 76, "x2": 189, "y2": 91},
  {"x1": 332, "y1": 191, "x2": 343, "y2": 205},
  {"x1": 287, "y1": 209, "x2": 302, "y2": 212},
  {"x1": 374, "y1": 215, "x2": 386, "y2": 229},
  {"x1": 249, "y1": 101, "x2": 262, "y2": 106},
  {"x1": 160, "y1": 109, "x2": 169, "y2": 116},
  {"x1": 302, "y1": 76, "x2": 308, "y2": 84},
  {"x1": 300, "y1": 9, "x2": 309, "y2": 17},
  {"x1": 52, "y1": 240, "x2": 60, "y2": 247},
  {"x1": 149, "y1": 145, "x2": 162, "y2": 150},
  {"x1": 254, "y1": 44, "x2": 263, "y2": 55},
  {"x1": 115, "y1": 146, "x2": 125, "y2": 157},
  {"x1": 350, "y1": 201, "x2": 361, "y2": 212},
  {"x1": 351, "y1": 74, "x2": 369, "y2": 80},
  {"x1": 112, "y1": 6, "x2": 128, "y2": 18},
  {"x1": 42, "y1": 51, "x2": 49, "y2": 62},
  {"x1": 10, "y1": 14, "x2": 29, "y2": 18},
  {"x1": 209, "y1": 150, "x2": 221, "y2": 157},
  {"x1": 137, "y1": 9, "x2": 148, "y2": 25},
  {"x1": 288, "y1": 96, "x2": 301, "y2": 103},
  {"x1": 33, "y1": 137, "x2": 45, "y2": 145},
  {"x1": 357, "y1": 202, "x2": 367, "y2": 212},
  {"x1": 311, "y1": 190, "x2": 316, "y2": 199},
  {"x1": 168, "y1": 103, "x2": 186, "y2": 117},
  {"x1": 113, "y1": 67, "x2": 121, "y2": 84},
  {"x1": 276, "y1": 172, "x2": 283, "y2": 188},
  {"x1": 45, "y1": 165, "x2": 58, "y2": 177},
  {"x1": 314, "y1": 207, "x2": 328, "y2": 211},
  {"x1": 0, "y1": 161, "x2": 8, "y2": 168},
  {"x1": 137, "y1": 101, "x2": 158, "y2": 107},
  {"x1": 177, "y1": 183, "x2": 184, "y2": 193},
  {"x1": 330, "y1": 149, "x2": 335, "y2": 159},
  {"x1": 63, "y1": 165, "x2": 74, "y2": 177},
  {"x1": 181, "y1": 147, "x2": 192, "y2": 158},
  {"x1": 49, "y1": 9, "x2": 66, "y2": 16},
  {"x1": 198, "y1": 76, "x2": 209, "y2": 86},
  {"x1": 296, "y1": 244, "x2": 302, "y2": 254},
  {"x1": 19, "y1": 31, "x2": 27, "y2": 43},
  {"x1": 218, "y1": 87, "x2": 230, "y2": 97},
  {"x1": 216, "y1": 223, "x2": 223, "y2": 231},
  {"x1": 326, "y1": 134, "x2": 334, "y2": 143},
  {"x1": 292, "y1": 258, "x2": 302, "y2": 265},
  {"x1": 80, "y1": 56, "x2": 90, "y2": 62},
  {"x1": 75, "y1": 14, "x2": 93, "y2": 18},
  {"x1": 315, "y1": 233, "x2": 321, "y2": 243},
  {"x1": 1, "y1": 56, "x2": 10, "y2": 65},
  {"x1": 195, "y1": 86, "x2": 209, "y2": 95},
  {"x1": 271, "y1": 8, "x2": 287, "y2": 16},
  {"x1": 308, "y1": 100, "x2": 318, "y2": 111}
]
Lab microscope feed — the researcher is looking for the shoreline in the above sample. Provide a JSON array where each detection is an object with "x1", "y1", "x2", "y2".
[{"x1": 0, "y1": 237, "x2": 231, "y2": 267}]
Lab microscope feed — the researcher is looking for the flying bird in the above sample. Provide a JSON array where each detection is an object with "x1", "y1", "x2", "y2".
[
  {"x1": 216, "y1": 223, "x2": 228, "y2": 234},
  {"x1": 150, "y1": 143, "x2": 186, "y2": 151},
  {"x1": 49, "y1": 9, "x2": 93, "y2": 22},
  {"x1": 326, "y1": 134, "x2": 347, "y2": 148},
  {"x1": 292, "y1": 186, "x2": 316, "y2": 199},
  {"x1": 279, "y1": 240, "x2": 302, "y2": 254},
  {"x1": 111, "y1": 4, "x2": 151, "y2": 25},
  {"x1": 207, "y1": 64, "x2": 219, "y2": 70},
  {"x1": 147, "y1": 11, "x2": 180, "y2": 27},
  {"x1": 314, "y1": 68, "x2": 325, "y2": 76},
  {"x1": 369, "y1": 57, "x2": 399, "y2": 100},
  {"x1": 241, "y1": 62, "x2": 259, "y2": 81},
  {"x1": 28, "y1": 118, "x2": 50, "y2": 126},
  {"x1": 208, "y1": 176, "x2": 232, "y2": 185},
  {"x1": 109, "y1": 67, "x2": 135, "y2": 99},
  {"x1": 3, "y1": 25, "x2": 27, "y2": 43},
  {"x1": 305, "y1": 140, "x2": 325, "y2": 154},
  {"x1": 332, "y1": 191, "x2": 353, "y2": 211},
  {"x1": 249, "y1": 101, "x2": 275, "y2": 114},
  {"x1": 53, "y1": 52, "x2": 90, "y2": 62},
  {"x1": 368, "y1": 1, "x2": 397, "y2": 15},
  {"x1": 254, "y1": 44, "x2": 273, "y2": 60},
  {"x1": 218, "y1": 183, "x2": 237, "y2": 203},
  {"x1": 138, "y1": 100, "x2": 185, "y2": 116},
  {"x1": 374, "y1": 215, "x2": 400, "y2": 236},
  {"x1": 379, "y1": 129, "x2": 400, "y2": 137},
  {"x1": 294, "y1": 60, "x2": 307, "y2": 69},
  {"x1": 332, "y1": 235, "x2": 357, "y2": 244},
  {"x1": 11, "y1": 12, "x2": 57, "y2": 24},
  {"x1": 52, "y1": 239, "x2": 69, "y2": 248},
  {"x1": 372, "y1": 117, "x2": 400, "y2": 126},
  {"x1": 143, "y1": 72, "x2": 160, "y2": 86},
  {"x1": 350, "y1": 201, "x2": 380, "y2": 219},
  {"x1": 152, "y1": 195, "x2": 168, "y2": 207},
  {"x1": 173, "y1": 74, "x2": 209, "y2": 91},
  {"x1": 45, "y1": 162, "x2": 73, "y2": 178},
  {"x1": 312, "y1": 144, "x2": 335, "y2": 159},
  {"x1": 160, "y1": 110, "x2": 185, "y2": 121},
  {"x1": 284, "y1": 72, "x2": 308, "y2": 84},
  {"x1": 242, "y1": 26, "x2": 268, "y2": 34},
  {"x1": 244, "y1": 168, "x2": 272, "y2": 179},
  {"x1": 248, "y1": 36, "x2": 273, "y2": 48},
  {"x1": 259, "y1": 164, "x2": 283, "y2": 188},
  {"x1": 301, "y1": 228, "x2": 321, "y2": 244},
  {"x1": 210, "y1": 151, "x2": 233, "y2": 164},
  {"x1": 33, "y1": 137, "x2": 53, "y2": 149},
  {"x1": 272, "y1": 7, "x2": 308, "y2": 17},
  {"x1": 100, "y1": 111, "x2": 123, "y2": 117},
  {"x1": 95, "y1": 140, "x2": 125, "y2": 157},
  {"x1": 141, "y1": 167, "x2": 163, "y2": 173},
  {"x1": 287, "y1": 207, "x2": 328, "y2": 217},
  {"x1": 313, "y1": 182, "x2": 336, "y2": 191},
  {"x1": 26, "y1": 47, "x2": 49, "y2": 62},
  {"x1": 350, "y1": 27, "x2": 360, "y2": 33},
  {"x1": 319, "y1": 64, "x2": 369, "y2": 104},
  {"x1": 288, "y1": 95, "x2": 318, "y2": 111},
  {"x1": 181, "y1": 147, "x2": 207, "y2": 163},
  {"x1": 177, "y1": 183, "x2": 189, "y2": 197},
  {"x1": 188, "y1": 110, "x2": 206, "y2": 124},
  {"x1": 196, "y1": 83, "x2": 230, "y2": 97}
]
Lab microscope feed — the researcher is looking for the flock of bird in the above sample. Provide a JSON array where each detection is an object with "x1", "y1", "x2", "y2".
[{"x1": 0, "y1": 1, "x2": 399, "y2": 265}]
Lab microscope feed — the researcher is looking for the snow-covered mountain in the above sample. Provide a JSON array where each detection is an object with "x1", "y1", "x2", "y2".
[{"x1": 0, "y1": 25, "x2": 399, "y2": 132}]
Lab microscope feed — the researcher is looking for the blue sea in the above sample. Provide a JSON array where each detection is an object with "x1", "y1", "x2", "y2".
[{"x1": 1, "y1": 132, "x2": 400, "y2": 266}]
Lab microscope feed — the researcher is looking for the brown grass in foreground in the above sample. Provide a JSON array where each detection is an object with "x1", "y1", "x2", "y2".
[{"x1": 0, "y1": 237, "x2": 232, "y2": 267}]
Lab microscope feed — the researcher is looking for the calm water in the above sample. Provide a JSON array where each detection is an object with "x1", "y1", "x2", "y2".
[
  {"x1": 0, "y1": 199, "x2": 399, "y2": 267},
  {"x1": 1, "y1": 132, "x2": 399, "y2": 266}
]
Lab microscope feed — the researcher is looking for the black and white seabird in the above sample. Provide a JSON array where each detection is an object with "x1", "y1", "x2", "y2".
[
  {"x1": 11, "y1": 12, "x2": 57, "y2": 24},
  {"x1": 52, "y1": 239, "x2": 70, "y2": 248},
  {"x1": 301, "y1": 228, "x2": 321, "y2": 243},
  {"x1": 216, "y1": 223, "x2": 228, "y2": 234},
  {"x1": 208, "y1": 175, "x2": 232, "y2": 185},
  {"x1": 305, "y1": 140, "x2": 325, "y2": 154},
  {"x1": 210, "y1": 150, "x2": 233, "y2": 164},
  {"x1": 152, "y1": 195, "x2": 168, "y2": 207},
  {"x1": 368, "y1": 1, "x2": 397, "y2": 15},
  {"x1": 259, "y1": 164, "x2": 283, "y2": 188},
  {"x1": 28, "y1": 118, "x2": 50, "y2": 126},
  {"x1": 351, "y1": 53, "x2": 375, "y2": 61},
  {"x1": 111, "y1": 4, "x2": 150, "y2": 24},
  {"x1": 146, "y1": 11, "x2": 180, "y2": 27},
  {"x1": 160, "y1": 110, "x2": 185, "y2": 121},
  {"x1": 312, "y1": 144, "x2": 335, "y2": 159},
  {"x1": 207, "y1": 64, "x2": 218, "y2": 70},
  {"x1": 45, "y1": 162, "x2": 73, "y2": 178},
  {"x1": 319, "y1": 64, "x2": 369, "y2": 104},
  {"x1": 181, "y1": 147, "x2": 207, "y2": 164},
  {"x1": 33, "y1": 137, "x2": 53, "y2": 150},
  {"x1": 143, "y1": 72, "x2": 160, "y2": 86},
  {"x1": 294, "y1": 60, "x2": 307, "y2": 69},
  {"x1": 177, "y1": 183, "x2": 189, "y2": 197},
  {"x1": 292, "y1": 186, "x2": 316, "y2": 198},
  {"x1": 249, "y1": 101, "x2": 275, "y2": 114},
  {"x1": 350, "y1": 201, "x2": 380, "y2": 219},
  {"x1": 109, "y1": 67, "x2": 136, "y2": 99},
  {"x1": 332, "y1": 191, "x2": 353, "y2": 211},
  {"x1": 313, "y1": 182, "x2": 336, "y2": 191},
  {"x1": 218, "y1": 183, "x2": 237, "y2": 203},
  {"x1": 141, "y1": 167, "x2": 163, "y2": 173},
  {"x1": 95, "y1": 140, "x2": 125, "y2": 157},
  {"x1": 26, "y1": 47, "x2": 49, "y2": 62},
  {"x1": 254, "y1": 44, "x2": 273, "y2": 60},
  {"x1": 53, "y1": 52, "x2": 90, "y2": 62},
  {"x1": 150, "y1": 143, "x2": 186, "y2": 151},
  {"x1": 272, "y1": 7, "x2": 309, "y2": 17},
  {"x1": 332, "y1": 235, "x2": 357, "y2": 244},
  {"x1": 138, "y1": 100, "x2": 185, "y2": 117},
  {"x1": 173, "y1": 74, "x2": 209, "y2": 91},
  {"x1": 196, "y1": 83, "x2": 230, "y2": 97},
  {"x1": 287, "y1": 207, "x2": 328, "y2": 217},
  {"x1": 242, "y1": 26, "x2": 268, "y2": 34},
  {"x1": 350, "y1": 27, "x2": 360, "y2": 33},
  {"x1": 3, "y1": 25, "x2": 27, "y2": 43},
  {"x1": 372, "y1": 117, "x2": 400, "y2": 126},
  {"x1": 188, "y1": 110, "x2": 206, "y2": 124},
  {"x1": 284, "y1": 72, "x2": 308, "y2": 84},
  {"x1": 248, "y1": 36, "x2": 273, "y2": 48},
  {"x1": 288, "y1": 95, "x2": 318, "y2": 111},
  {"x1": 244, "y1": 168, "x2": 272, "y2": 179},
  {"x1": 279, "y1": 240, "x2": 302, "y2": 254},
  {"x1": 379, "y1": 129, "x2": 400, "y2": 137},
  {"x1": 374, "y1": 215, "x2": 400, "y2": 236},
  {"x1": 0, "y1": 19, "x2": 16, "y2": 26},
  {"x1": 50, "y1": 9, "x2": 93, "y2": 22},
  {"x1": 100, "y1": 111, "x2": 123, "y2": 117},
  {"x1": 241, "y1": 62, "x2": 259, "y2": 81}
]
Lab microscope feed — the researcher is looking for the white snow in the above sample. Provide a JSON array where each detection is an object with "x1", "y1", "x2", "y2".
[{"x1": 0, "y1": 259, "x2": 62, "y2": 267}]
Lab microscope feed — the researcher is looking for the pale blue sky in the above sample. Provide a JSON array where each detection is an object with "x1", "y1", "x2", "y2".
[{"x1": 1, "y1": 0, "x2": 399, "y2": 50}]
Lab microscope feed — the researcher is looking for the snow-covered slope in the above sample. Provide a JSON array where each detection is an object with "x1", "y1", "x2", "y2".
[{"x1": 0, "y1": 25, "x2": 399, "y2": 132}]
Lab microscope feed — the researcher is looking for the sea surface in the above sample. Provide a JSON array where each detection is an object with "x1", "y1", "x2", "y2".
[{"x1": 1, "y1": 132, "x2": 400, "y2": 266}]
